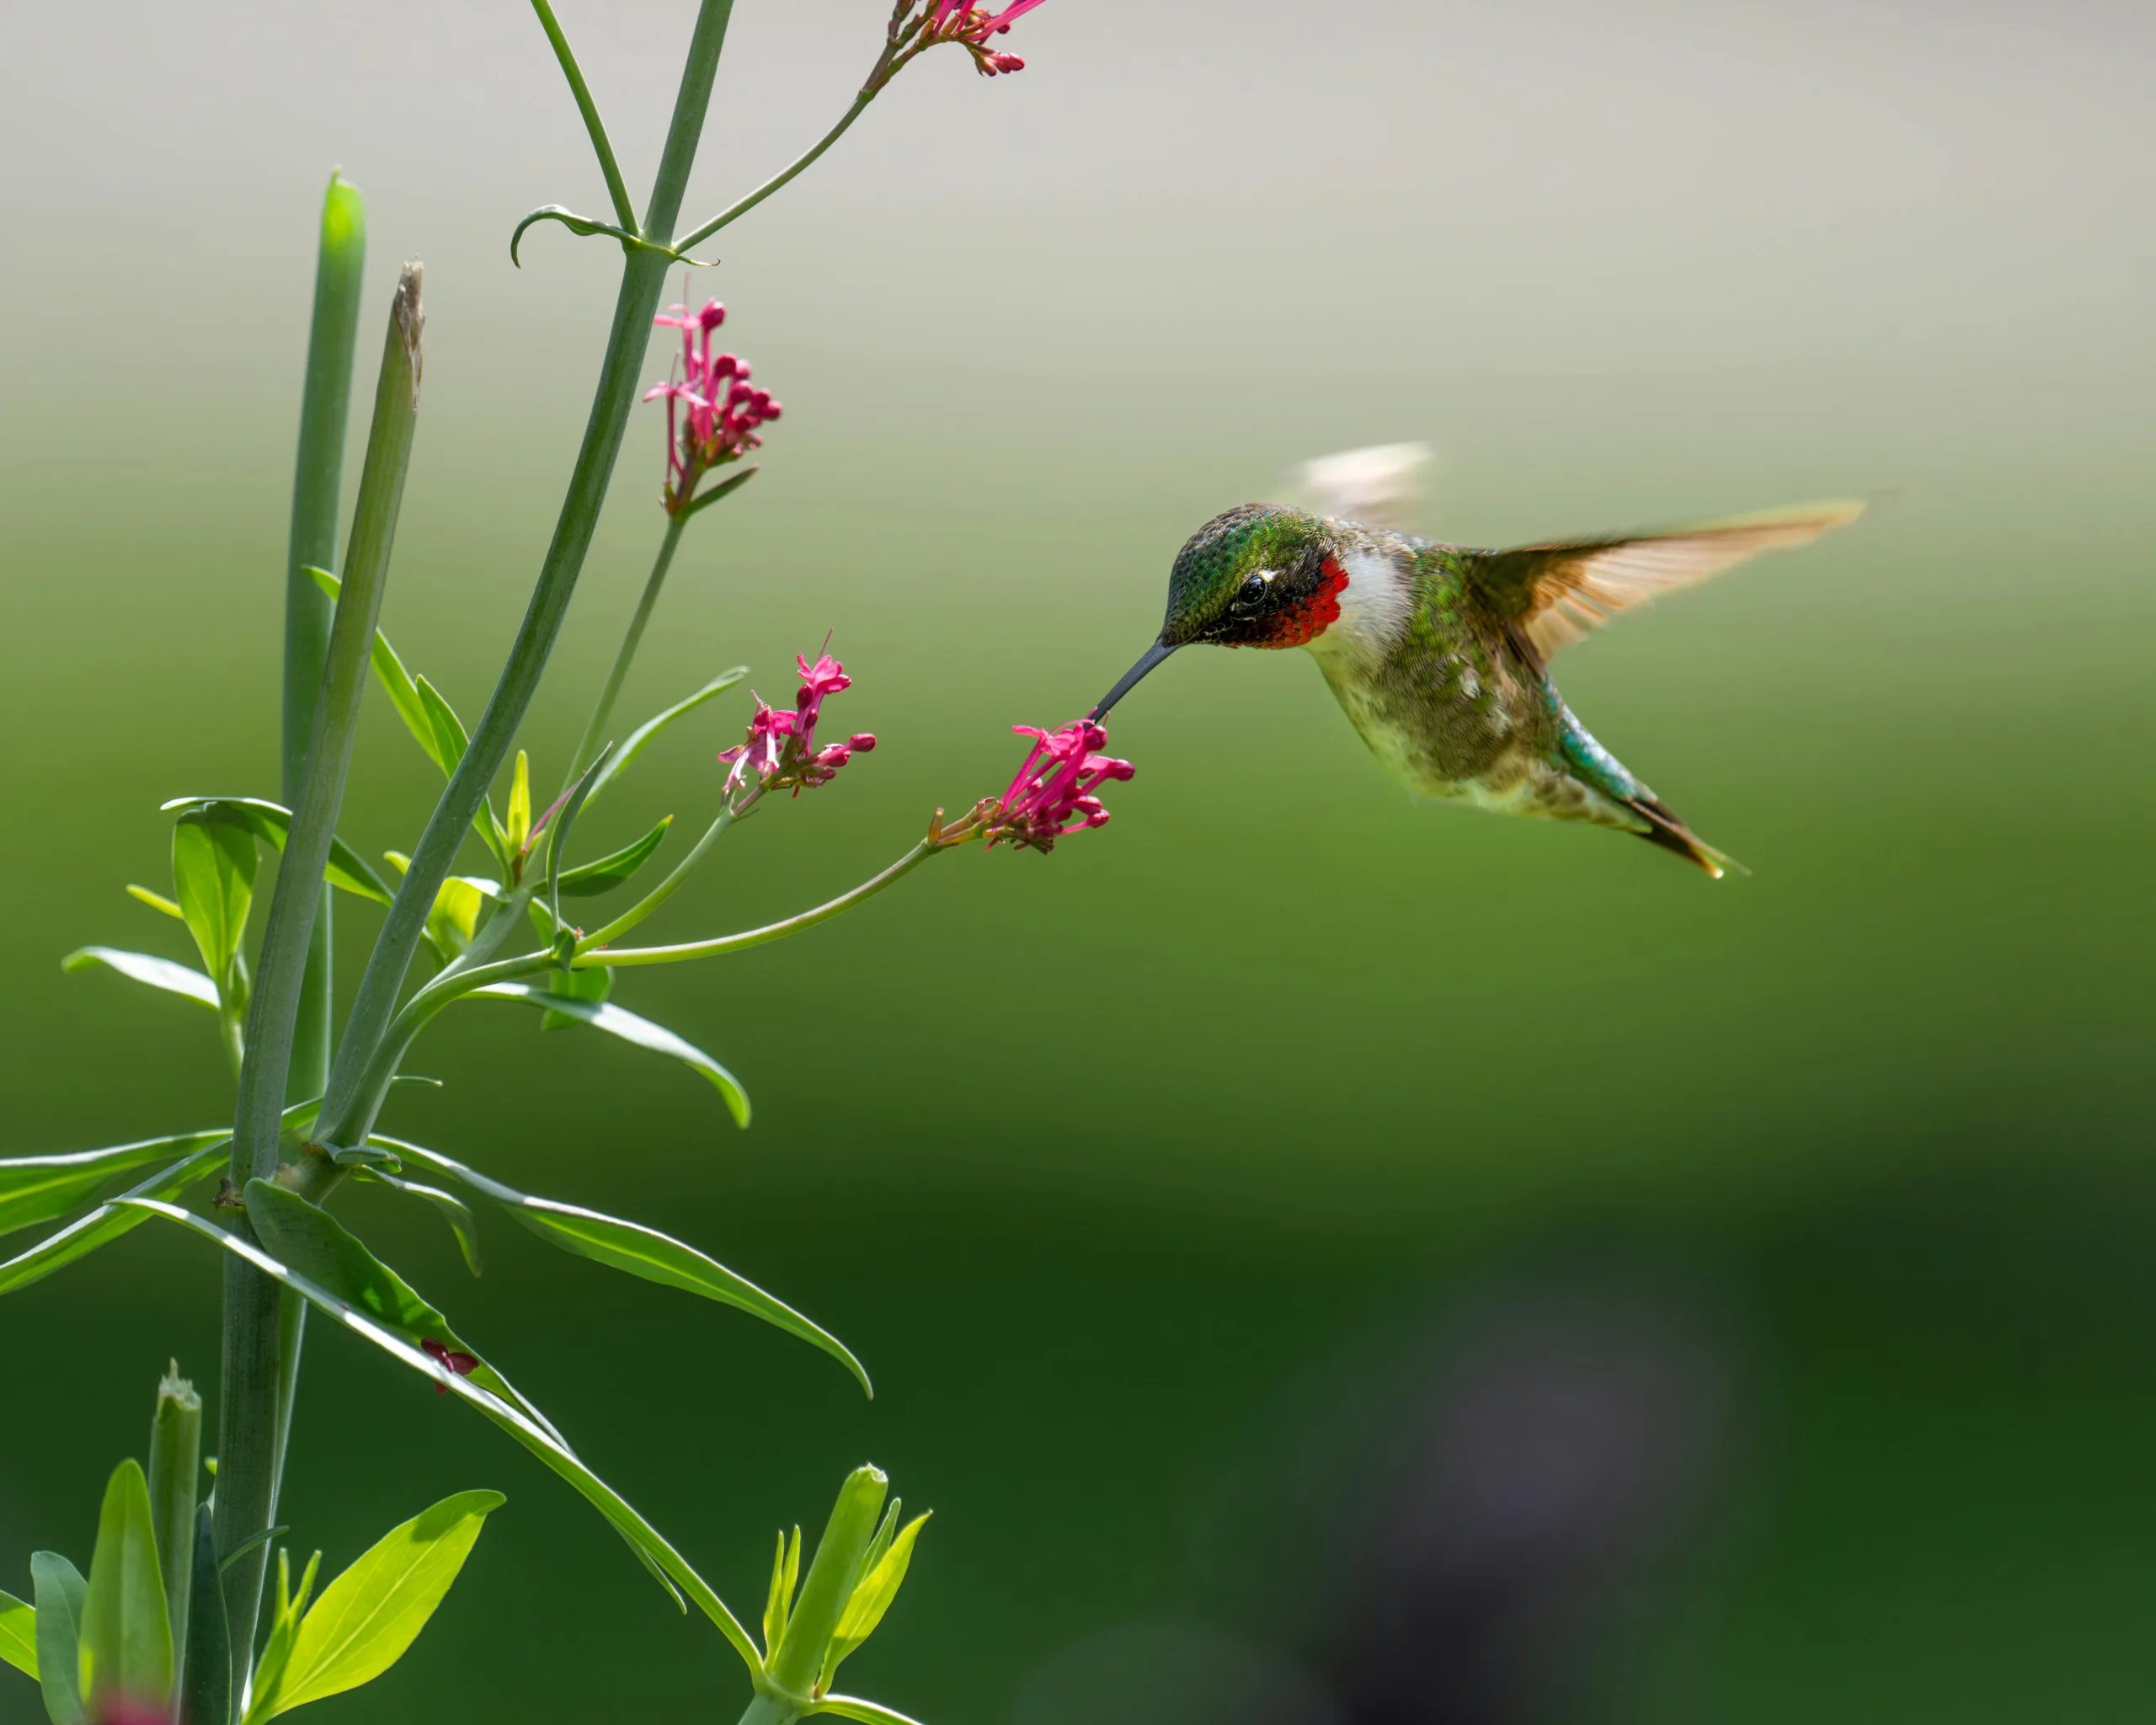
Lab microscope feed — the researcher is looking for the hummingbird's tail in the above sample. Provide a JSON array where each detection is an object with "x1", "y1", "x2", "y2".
[{"x1": 1627, "y1": 796, "x2": 1744, "y2": 879}]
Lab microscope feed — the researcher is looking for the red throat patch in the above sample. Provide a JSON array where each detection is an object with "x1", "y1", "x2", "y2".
[{"x1": 1261, "y1": 555, "x2": 1350, "y2": 648}]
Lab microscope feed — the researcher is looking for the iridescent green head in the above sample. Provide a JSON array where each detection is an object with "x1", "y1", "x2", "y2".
[{"x1": 1093, "y1": 505, "x2": 1337, "y2": 718}]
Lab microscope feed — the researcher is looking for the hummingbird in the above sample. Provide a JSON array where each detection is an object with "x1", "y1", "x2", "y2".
[{"x1": 1093, "y1": 446, "x2": 1863, "y2": 877}]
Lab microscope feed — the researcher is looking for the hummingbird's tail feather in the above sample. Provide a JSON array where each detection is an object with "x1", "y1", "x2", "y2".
[{"x1": 1627, "y1": 796, "x2": 1745, "y2": 880}]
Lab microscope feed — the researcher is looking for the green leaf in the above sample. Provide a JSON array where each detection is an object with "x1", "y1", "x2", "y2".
[
  {"x1": 556, "y1": 816, "x2": 672, "y2": 898},
  {"x1": 306, "y1": 566, "x2": 440, "y2": 770},
  {"x1": 81, "y1": 1460, "x2": 173, "y2": 1712},
  {"x1": 407, "y1": 685, "x2": 511, "y2": 865},
  {"x1": 769, "y1": 1468, "x2": 886, "y2": 1696},
  {"x1": 32, "y1": 1552, "x2": 86, "y2": 1725},
  {"x1": 62, "y1": 947, "x2": 221, "y2": 1010},
  {"x1": 822, "y1": 1512, "x2": 930, "y2": 1688},
  {"x1": 0, "y1": 1132, "x2": 229, "y2": 1242},
  {"x1": 160, "y1": 798, "x2": 395, "y2": 907},
  {"x1": 127, "y1": 885, "x2": 186, "y2": 921},
  {"x1": 585, "y1": 670, "x2": 746, "y2": 808},
  {"x1": 242, "y1": 1183, "x2": 547, "y2": 1439},
  {"x1": 505, "y1": 751, "x2": 532, "y2": 857},
  {"x1": 377, "y1": 1138, "x2": 869, "y2": 1396},
  {"x1": 173, "y1": 813, "x2": 258, "y2": 982},
  {"x1": 360, "y1": 1169, "x2": 483, "y2": 1277},
  {"x1": 677, "y1": 462, "x2": 759, "y2": 520},
  {"x1": 539, "y1": 963, "x2": 611, "y2": 1033},
  {"x1": 0, "y1": 1140, "x2": 229, "y2": 1297},
  {"x1": 119, "y1": 1199, "x2": 766, "y2": 1678},
  {"x1": 248, "y1": 1491, "x2": 503, "y2": 1719},
  {"x1": 414, "y1": 677, "x2": 470, "y2": 775},
  {"x1": 182, "y1": 1505, "x2": 231, "y2": 1725},
  {"x1": 0, "y1": 1588, "x2": 35, "y2": 1681},
  {"x1": 508, "y1": 203, "x2": 711, "y2": 268},
  {"x1": 808, "y1": 1697, "x2": 929, "y2": 1725},
  {"x1": 761, "y1": 1530, "x2": 792, "y2": 1660},
  {"x1": 245, "y1": 1548, "x2": 320, "y2": 1725},
  {"x1": 467, "y1": 983, "x2": 750, "y2": 1127},
  {"x1": 424, "y1": 878, "x2": 488, "y2": 964}
]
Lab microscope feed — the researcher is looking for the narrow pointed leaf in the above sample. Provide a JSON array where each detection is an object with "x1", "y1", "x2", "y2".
[
  {"x1": 423, "y1": 877, "x2": 488, "y2": 964},
  {"x1": 117, "y1": 1199, "x2": 765, "y2": 1675},
  {"x1": 506, "y1": 751, "x2": 532, "y2": 857},
  {"x1": 242, "y1": 1182, "x2": 551, "y2": 1440},
  {"x1": 0, "y1": 1140, "x2": 230, "y2": 1297},
  {"x1": 360, "y1": 1169, "x2": 483, "y2": 1276},
  {"x1": 82, "y1": 1461, "x2": 173, "y2": 1712},
  {"x1": 173, "y1": 814, "x2": 258, "y2": 980},
  {"x1": 823, "y1": 1514, "x2": 931, "y2": 1686},
  {"x1": 127, "y1": 885, "x2": 186, "y2": 921},
  {"x1": 0, "y1": 1132, "x2": 229, "y2": 1240},
  {"x1": 586, "y1": 670, "x2": 746, "y2": 807},
  {"x1": 762, "y1": 1532, "x2": 789, "y2": 1658},
  {"x1": 0, "y1": 1589, "x2": 35, "y2": 1680},
  {"x1": 467, "y1": 983, "x2": 749, "y2": 1126},
  {"x1": 246, "y1": 1549, "x2": 320, "y2": 1724},
  {"x1": 32, "y1": 1553, "x2": 87, "y2": 1725},
  {"x1": 556, "y1": 816, "x2": 672, "y2": 897},
  {"x1": 770, "y1": 1467, "x2": 885, "y2": 1696},
  {"x1": 307, "y1": 566, "x2": 439, "y2": 768},
  {"x1": 377, "y1": 1138, "x2": 867, "y2": 1395},
  {"x1": 250, "y1": 1491, "x2": 504, "y2": 1719},
  {"x1": 63, "y1": 947, "x2": 220, "y2": 1009},
  {"x1": 182, "y1": 1507, "x2": 231, "y2": 1725},
  {"x1": 539, "y1": 962, "x2": 611, "y2": 1033},
  {"x1": 809, "y1": 1697, "x2": 930, "y2": 1725},
  {"x1": 160, "y1": 798, "x2": 394, "y2": 907},
  {"x1": 414, "y1": 678, "x2": 469, "y2": 775}
]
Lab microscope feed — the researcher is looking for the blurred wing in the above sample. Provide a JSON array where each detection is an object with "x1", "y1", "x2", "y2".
[
  {"x1": 1292, "y1": 442, "x2": 1433, "y2": 535},
  {"x1": 1468, "y1": 499, "x2": 1866, "y2": 663}
]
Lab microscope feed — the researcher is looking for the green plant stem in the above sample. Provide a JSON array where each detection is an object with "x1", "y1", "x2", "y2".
[
  {"x1": 286, "y1": 175, "x2": 367, "y2": 1112},
  {"x1": 674, "y1": 94, "x2": 872, "y2": 254},
  {"x1": 735, "y1": 1693, "x2": 800, "y2": 1725},
  {"x1": 294, "y1": 951, "x2": 555, "y2": 1208},
  {"x1": 266, "y1": 178, "x2": 362, "y2": 1596},
  {"x1": 319, "y1": 0, "x2": 739, "y2": 1156},
  {"x1": 217, "y1": 266, "x2": 423, "y2": 1674},
  {"x1": 528, "y1": 0, "x2": 639, "y2": 233},
  {"x1": 564, "y1": 512, "x2": 686, "y2": 793},
  {"x1": 580, "y1": 841, "x2": 938, "y2": 968},
  {"x1": 574, "y1": 791, "x2": 757, "y2": 952}
]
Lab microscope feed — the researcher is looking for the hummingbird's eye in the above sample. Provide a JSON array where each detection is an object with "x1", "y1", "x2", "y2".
[{"x1": 1237, "y1": 569, "x2": 1274, "y2": 606}]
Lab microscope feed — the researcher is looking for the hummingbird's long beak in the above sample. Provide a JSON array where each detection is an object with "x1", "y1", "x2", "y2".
[{"x1": 1091, "y1": 638, "x2": 1177, "y2": 719}]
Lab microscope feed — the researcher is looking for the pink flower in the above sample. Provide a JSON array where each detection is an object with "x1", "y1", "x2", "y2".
[
  {"x1": 981, "y1": 719, "x2": 1134, "y2": 852},
  {"x1": 421, "y1": 1337, "x2": 478, "y2": 1394},
  {"x1": 919, "y1": 0, "x2": 1049, "y2": 76},
  {"x1": 643, "y1": 296, "x2": 782, "y2": 514},
  {"x1": 719, "y1": 651, "x2": 877, "y2": 798}
]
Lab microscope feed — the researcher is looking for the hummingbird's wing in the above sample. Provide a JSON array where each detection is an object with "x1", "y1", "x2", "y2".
[
  {"x1": 1467, "y1": 499, "x2": 1865, "y2": 665},
  {"x1": 1291, "y1": 442, "x2": 1432, "y2": 535}
]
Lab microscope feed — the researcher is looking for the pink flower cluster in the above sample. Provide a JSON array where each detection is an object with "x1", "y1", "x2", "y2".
[
  {"x1": 925, "y1": 0, "x2": 1048, "y2": 75},
  {"x1": 720, "y1": 652, "x2": 878, "y2": 798},
  {"x1": 643, "y1": 297, "x2": 781, "y2": 513},
  {"x1": 983, "y1": 719, "x2": 1134, "y2": 852}
]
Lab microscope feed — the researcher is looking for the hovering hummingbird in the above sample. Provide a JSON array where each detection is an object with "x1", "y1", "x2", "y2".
[{"x1": 1094, "y1": 446, "x2": 1863, "y2": 877}]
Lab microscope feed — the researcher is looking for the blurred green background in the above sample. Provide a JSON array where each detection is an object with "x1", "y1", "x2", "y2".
[{"x1": 3, "y1": 0, "x2": 2152, "y2": 1720}]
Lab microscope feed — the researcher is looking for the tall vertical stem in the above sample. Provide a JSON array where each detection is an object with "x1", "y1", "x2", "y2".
[
  {"x1": 216, "y1": 268, "x2": 424, "y2": 1680},
  {"x1": 264, "y1": 174, "x2": 366, "y2": 1588},
  {"x1": 285, "y1": 175, "x2": 366, "y2": 1103},
  {"x1": 319, "y1": 0, "x2": 738, "y2": 1151}
]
